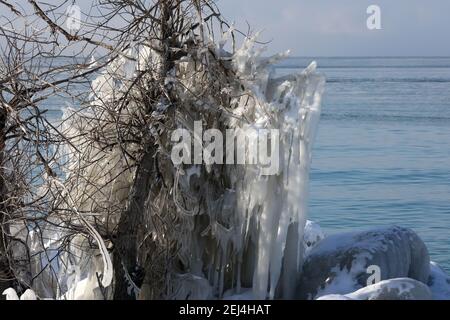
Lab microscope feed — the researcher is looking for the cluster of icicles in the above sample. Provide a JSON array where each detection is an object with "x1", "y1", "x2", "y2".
[
  {"x1": 8, "y1": 32, "x2": 325, "y2": 300},
  {"x1": 220, "y1": 36, "x2": 325, "y2": 299},
  {"x1": 168, "y1": 32, "x2": 325, "y2": 300}
]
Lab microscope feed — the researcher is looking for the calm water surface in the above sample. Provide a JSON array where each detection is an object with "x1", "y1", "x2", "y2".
[{"x1": 278, "y1": 57, "x2": 450, "y2": 271}]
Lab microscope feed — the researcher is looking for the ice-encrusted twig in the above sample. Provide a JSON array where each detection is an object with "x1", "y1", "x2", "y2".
[{"x1": 50, "y1": 177, "x2": 113, "y2": 288}]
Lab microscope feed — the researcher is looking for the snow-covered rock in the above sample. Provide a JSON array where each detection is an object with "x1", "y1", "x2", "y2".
[
  {"x1": 428, "y1": 261, "x2": 450, "y2": 300},
  {"x1": 297, "y1": 226, "x2": 430, "y2": 299},
  {"x1": 318, "y1": 278, "x2": 432, "y2": 300}
]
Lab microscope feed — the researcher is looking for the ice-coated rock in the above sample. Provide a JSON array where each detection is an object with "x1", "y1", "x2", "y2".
[
  {"x1": 428, "y1": 261, "x2": 450, "y2": 300},
  {"x1": 317, "y1": 278, "x2": 432, "y2": 300},
  {"x1": 296, "y1": 226, "x2": 430, "y2": 299}
]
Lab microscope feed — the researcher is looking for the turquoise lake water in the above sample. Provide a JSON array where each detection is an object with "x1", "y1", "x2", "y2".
[{"x1": 277, "y1": 57, "x2": 450, "y2": 271}]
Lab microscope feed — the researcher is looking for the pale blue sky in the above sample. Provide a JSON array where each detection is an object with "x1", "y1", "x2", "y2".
[
  {"x1": 3, "y1": 1, "x2": 449, "y2": 57},
  {"x1": 219, "y1": 0, "x2": 450, "y2": 56}
]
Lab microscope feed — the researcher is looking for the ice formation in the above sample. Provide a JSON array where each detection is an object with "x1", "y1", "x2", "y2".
[
  {"x1": 2, "y1": 288, "x2": 37, "y2": 300},
  {"x1": 303, "y1": 220, "x2": 326, "y2": 257},
  {"x1": 22, "y1": 31, "x2": 325, "y2": 300},
  {"x1": 166, "y1": 35, "x2": 325, "y2": 299},
  {"x1": 230, "y1": 37, "x2": 325, "y2": 299},
  {"x1": 161, "y1": 34, "x2": 325, "y2": 299},
  {"x1": 2, "y1": 288, "x2": 19, "y2": 300}
]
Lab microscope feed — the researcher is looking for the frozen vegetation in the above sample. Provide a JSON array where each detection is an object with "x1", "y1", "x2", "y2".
[{"x1": 0, "y1": 1, "x2": 448, "y2": 301}]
